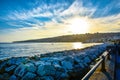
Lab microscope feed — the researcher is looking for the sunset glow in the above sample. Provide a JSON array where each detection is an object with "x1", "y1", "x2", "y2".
[
  {"x1": 73, "y1": 42, "x2": 83, "y2": 49},
  {"x1": 0, "y1": 0, "x2": 119, "y2": 42},
  {"x1": 69, "y1": 18, "x2": 90, "y2": 34}
]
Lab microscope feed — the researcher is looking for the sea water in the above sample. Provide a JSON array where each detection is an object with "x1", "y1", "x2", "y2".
[{"x1": 0, "y1": 42, "x2": 102, "y2": 60}]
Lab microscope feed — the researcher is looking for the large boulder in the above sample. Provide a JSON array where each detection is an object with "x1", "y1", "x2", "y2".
[
  {"x1": 7, "y1": 58, "x2": 16, "y2": 65},
  {"x1": 0, "y1": 61, "x2": 7, "y2": 73},
  {"x1": 14, "y1": 64, "x2": 26, "y2": 77},
  {"x1": 25, "y1": 63, "x2": 36, "y2": 72},
  {"x1": 7, "y1": 57, "x2": 29, "y2": 65},
  {"x1": 78, "y1": 63, "x2": 85, "y2": 69},
  {"x1": 22, "y1": 72, "x2": 36, "y2": 80},
  {"x1": 74, "y1": 56, "x2": 82, "y2": 63},
  {"x1": 34, "y1": 61, "x2": 45, "y2": 66},
  {"x1": 0, "y1": 61, "x2": 7, "y2": 70},
  {"x1": 83, "y1": 56, "x2": 91, "y2": 64},
  {"x1": 59, "y1": 72, "x2": 69, "y2": 80},
  {"x1": 0, "y1": 73, "x2": 10, "y2": 79},
  {"x1": 61, "y1": 60, "x2": 73, "y2": 70},
  {"x1": 37, "y1": 64, "x2": 56, "y2": 76},
  {"x1": 52, "y1": 60, "x2": 60, "y2": 66},
  {"x1": 40, "y1": 57, "x2": 50, "y2": 61},
  {"x1": 40, "y1": 76, "x2": 54, "y2": 80},
  {"x1": 5, "y1": 65, "x2": 16, "y2": 72},
  {"x1": 15, "y1": 58, "x2": 29, "y2": 65},
  {"x1": 9, "y1": 75, "x2": 17, "y2": 80}
]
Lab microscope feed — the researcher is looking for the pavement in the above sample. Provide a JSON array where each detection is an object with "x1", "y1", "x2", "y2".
[
  {"x1": 89, "y1": 49, "x2": 120, "y2": 80},
  {"x1": 116, "y1": 51, "x2": 120, "y2": 80},
  {"x1": 89, "y1": 53, "x2": 115, "y2": 80}
]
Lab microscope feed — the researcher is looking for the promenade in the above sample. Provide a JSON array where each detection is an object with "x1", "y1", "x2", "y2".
[{"x1": 88, "y1": 45, "x2": 120, "y2": 80}]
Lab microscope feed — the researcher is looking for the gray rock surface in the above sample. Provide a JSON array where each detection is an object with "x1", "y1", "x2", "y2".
[
  {"x1": 37, "y1": 64, "x2": 55, "y2": 76},
  {"x1": 22, "y1": 72, "x2": 36, "y2": 80},
  {"x1": 25, "y1": 63, "x2": 36, "y2": 72},
  {"x1": 9, "y1": 75, "x2": 17, "y2": 80},
  {"x1": 5, "y1": 65, "x2": 16, "y2": 72},
  {"x1": 0, "y1": 44, "x2": 110, "y2": 80},
  {"x1": 14, "y1": 64, "x2": 26, "y2": 77},
  {"x1": 61, "y1": 60, "x2": 73, "y2": 70}
]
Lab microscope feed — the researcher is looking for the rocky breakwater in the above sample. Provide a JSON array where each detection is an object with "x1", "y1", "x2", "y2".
[{"x1": 0, "y1": 44, "x2": 109, "y2": 80}]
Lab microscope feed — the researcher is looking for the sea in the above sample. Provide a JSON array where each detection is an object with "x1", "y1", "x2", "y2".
[{"x1": 0, "y1": 42, "x2": 102, "y2": 60}]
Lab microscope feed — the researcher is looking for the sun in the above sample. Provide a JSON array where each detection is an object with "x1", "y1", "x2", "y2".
[{"x1": 69, "y1": 18, "x2": 90, "y2": 34}]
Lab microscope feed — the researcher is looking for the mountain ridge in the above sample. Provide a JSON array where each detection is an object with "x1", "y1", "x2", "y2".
[{"x1": 13, "y1": 32, "x2": 120, "y2": 43}]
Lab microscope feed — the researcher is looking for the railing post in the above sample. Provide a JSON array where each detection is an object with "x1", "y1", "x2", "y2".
[
  {"x1": 101, "y1": 56, "x2": 106, "y2": 71},
  {"x1": 107, "y1": 53, "x2": 111, "y2": 60}
]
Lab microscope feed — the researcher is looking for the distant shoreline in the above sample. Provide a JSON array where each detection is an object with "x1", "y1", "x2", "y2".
[{"x1": 13, "y1": 32, "x2": 120, "y2": 43}]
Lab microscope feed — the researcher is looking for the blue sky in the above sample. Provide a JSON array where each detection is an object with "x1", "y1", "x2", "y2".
[{"x1": 0, "y1": 0, "x2": 120, "y2": 42}]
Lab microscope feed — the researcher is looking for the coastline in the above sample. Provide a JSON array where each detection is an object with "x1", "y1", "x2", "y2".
[{"x1": 0, "y1": 43, "x2": 111, "y2": 80}]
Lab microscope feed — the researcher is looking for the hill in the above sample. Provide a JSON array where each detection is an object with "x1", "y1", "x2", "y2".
[{"x1": 13, "y1": 32, "x2": 120, "y2": 43}]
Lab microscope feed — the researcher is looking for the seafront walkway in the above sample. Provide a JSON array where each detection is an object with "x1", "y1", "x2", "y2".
[
  {"x1": 116, "y1": 51, "x2": 120, "y2": 80},
  {"x1": 88, "y1": 45, "x2": 120, "y2": 80},
  {"x1": 89, "y1": 53, "x2": 114, "y2": 80}
]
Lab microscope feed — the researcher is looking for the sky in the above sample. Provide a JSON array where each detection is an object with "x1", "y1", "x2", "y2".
[{"x1": 0, "y1": 0, "x2": 120, "y2": 42}]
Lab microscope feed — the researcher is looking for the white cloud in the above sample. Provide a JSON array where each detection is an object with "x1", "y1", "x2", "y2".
[
  {"x1": 60, "y1": 0, "x2": 96, "y2": 18},
  {"x1": 5, "y1": 2, "x2": 69, "y2": 21},
  {"x1": 94, "y1": 14, "x2": 120, "y2": 24}
]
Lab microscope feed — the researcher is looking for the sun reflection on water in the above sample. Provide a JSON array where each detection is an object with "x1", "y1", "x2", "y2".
[{"x1": 72, "y1": 42, "x2": 83, "y2": 49}]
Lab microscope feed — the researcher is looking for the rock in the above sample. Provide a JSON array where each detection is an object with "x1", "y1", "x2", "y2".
[
  {"x1": 35, "y1": 77, "x2": 41, "y2": 80},
  {"x1": 40, "y1": 76, "x2": 54, "y2": 80},
  {"x1": 44, "y1": 62, "x2": 51, "y2": 65},
  {"x1": 61, "y1": 60, "x2": 73, "y2": 70},
  {"x1": 9, "y1": 75, "x2": 17, "y2": 80},
  {"x1": 78, "y1": 63, "x2": 85, "y2": 68},
  {"x1": 7, "y1": 58, "x2": 16, "y2": 65},
  {"x1": 83, "y1": 62, "x2": 88, "y2": 67},
  {"x1": 14, "y1": 64, "x2": 26, "y2": 77},
  {"x1": 45, "y1": 64, "x2": 55, "y2": 75},
  {"x1": 60, "y1": 72, "x2": 69, "y2": 79},
  {"x1": 0, "y1": 74, "x2": 3, "y2": 79},
  {"x1": 5, "y1": 65, "x2": 16, "y2": 72},
  {"x1": 37, "y1": 65, "x2": 45, "y2": 76},
  {"x1": 1, "y1": 73, "x2": 10, "y2": 79},
  {"x1": 92, "y1": 54, "x2": 97, "y2": 59},
  {"x1": 0, "y1": 44, "x2": 108, "y2": 80},
  {"x1": 14, "y1": 63, "x2": 36, "y2": 77},
  {"x1": 15, "y1": 58, "x2": 29, "y2": 65},
  {"x1": 22, "y1": 72, "x2": 36, "y2": 80},
  {"x1": 40, "y1": 57, "x2": 50, "y2": 61},
  {"x1": 0, "y1": 61, "x2": 7, "y2": 70},
  {"x1": 64, "y1": 56, "x2": 74, "y2": 63},
  {"x1": 25, "y1": 63, "x2": 36, "y2": 72},
  {"x1": 34, "y1": 61, "x2": 45, "y2": 66},
  {"x1": 83, "y1": 56, "x2": 91, "y2": 64},
  {"x1": 74, "y1": 56, "x2": 81, "y2": 63},
  {"x1": 88, "y1": 55, "x2": 95, "y2": 60},
  {"x1": 37, "y1": 64, "x2": 55, "y2": 76},
  {"x1": 54, "y1": 64, "x2": 66, "y2": 74},
  {"x1": 55, "y1": 71, "x2": 63, "y2": 79},
  {"x1": 52, "y1": 60, "x2": 60, "y2": 66},
  {"x1": 30, "y1": 55, "x2": 40, "y2": 60}
]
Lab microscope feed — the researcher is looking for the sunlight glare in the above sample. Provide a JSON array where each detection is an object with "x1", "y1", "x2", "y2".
[
  {"x1": 73, "y1": 42, "x2": 83, "y2": 49},
  {"x1": 69, "y1": 18, "x2": 90, "y2": 34}
]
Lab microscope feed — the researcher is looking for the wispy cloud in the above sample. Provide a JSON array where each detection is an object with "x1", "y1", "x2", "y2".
[
  {"x1": 5, "y1": 2, "x2": 70, "y2": 21},
  {"x1": 3, "y1": 0, "x2": 120, "y2": 29},
  {"x1": 94, "y1": 14, "x2": 120, "y2": 24},
  {"x1": 0, "y1": 0, "x2": 120, "y2": 42},
  {"x1": 60, "y1": 0, "x2": 96, "y2": 18}
]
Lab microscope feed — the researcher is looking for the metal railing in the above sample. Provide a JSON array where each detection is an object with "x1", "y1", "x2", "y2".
[{"x1": 82, "y1": 50, "x2": 110, "y2": 80}]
